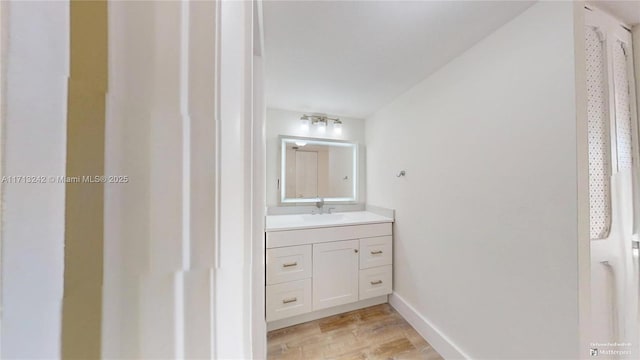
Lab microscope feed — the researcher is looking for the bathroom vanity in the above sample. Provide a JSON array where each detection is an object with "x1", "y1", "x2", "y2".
[{"x1": 265, "y1": 211, "x2": 394, "y2": 330}]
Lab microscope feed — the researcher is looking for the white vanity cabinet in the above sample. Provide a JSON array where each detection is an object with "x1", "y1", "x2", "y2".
[{"x1": 265, "y1": 211, "x2": 394, "y2": 328}]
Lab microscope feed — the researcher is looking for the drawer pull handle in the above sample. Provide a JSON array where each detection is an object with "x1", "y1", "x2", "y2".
[
  {"x1": 282, "y1": 297, "x2": 297, "y2": 304},
  {"x1": 370, "y1": 280, "x2": 383, "y2": 285},
  {"x1": 370, "y1": 250, "x2": 383, "y2": 255},
  {"x1": 282, "y1": 262, "x2": 297, "y2": 268}
]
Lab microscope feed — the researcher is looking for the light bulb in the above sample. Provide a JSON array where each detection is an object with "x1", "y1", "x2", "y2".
[
  {"x1": 333, "y1": 121, "x2": 342, "y2": 134},
  {"x1": 300, "y1": 118, "x2": 310, "y2": 131},
  {"x1": 317, "y1": 121, "x2": 326, "y2": 133}
]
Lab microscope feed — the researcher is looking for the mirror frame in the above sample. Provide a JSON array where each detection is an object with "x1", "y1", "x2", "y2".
[{"x1": 279, "y1": 135, "x2": 358, "y2": 204}]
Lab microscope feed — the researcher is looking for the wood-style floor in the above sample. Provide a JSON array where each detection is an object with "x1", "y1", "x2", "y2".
[{"x1": 267, "y1": 304, "x2": 443, "y2": 360}]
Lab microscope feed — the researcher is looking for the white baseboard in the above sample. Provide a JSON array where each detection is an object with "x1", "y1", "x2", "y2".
[
  {"x1": 267, "y1": 295, "x2": 387, "y2": 331},
  {"x1": 389, "y1": 292, "x2": 470, "y2": 359}
]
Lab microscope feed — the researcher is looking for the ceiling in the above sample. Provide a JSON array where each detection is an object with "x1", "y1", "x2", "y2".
[
  {"x1": 263, "y1": 1, "x2": 534, "y2": 118},
  {"x1": 589, "y1": 1, "x2": 640, "y2": 26}
]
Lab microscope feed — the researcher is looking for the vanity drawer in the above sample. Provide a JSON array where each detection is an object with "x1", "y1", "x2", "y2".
[
  {"x1": 359, "y1": 236, "x2": 392, "y2": 269},
  {"x1": 359, "y1": 265, "x2": 392, "y2": 300},
  {"x1": 266, "y1": 245, "x2": 312, "y2": 285},
  {"x1": 266, "y1": 278, "x2": 312, "y2": 321}
]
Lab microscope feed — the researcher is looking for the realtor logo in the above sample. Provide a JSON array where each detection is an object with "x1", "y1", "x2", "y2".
[{"x1": 590, "y1": 348, "x2": 599, "y2": 357}]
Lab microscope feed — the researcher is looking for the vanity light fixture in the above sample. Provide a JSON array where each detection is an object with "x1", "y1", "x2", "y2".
[
  {"x1": 295, "y1": 141, "x2": 307, "y2": 147},
  {"x1": 299, "y1": 114, "x2": 342, "y2": 134}
]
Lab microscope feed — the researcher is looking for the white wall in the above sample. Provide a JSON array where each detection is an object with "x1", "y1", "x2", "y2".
[
  {"x1": 1, "y1": 1, "x2": 68, "y2": 358},
  {"x1": 367, "y1": 2, "x2": 583, "y2": 358},
  {"x1": 266, "y1": 107, "x2": 365, "y2": 206}
]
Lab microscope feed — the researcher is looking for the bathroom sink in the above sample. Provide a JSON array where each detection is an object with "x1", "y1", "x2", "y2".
[{"x1": 300, "y1": 213, "x2": 345, "y2": 222}]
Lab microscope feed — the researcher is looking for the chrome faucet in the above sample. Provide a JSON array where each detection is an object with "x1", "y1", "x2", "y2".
[{"x1": 315, "y1": 198, "x2": 324, "y2": 214}]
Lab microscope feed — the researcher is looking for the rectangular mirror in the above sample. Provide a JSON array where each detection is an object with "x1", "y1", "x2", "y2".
[{"x1": 280, "y1": 136, "x2": 357, "y2": 203}]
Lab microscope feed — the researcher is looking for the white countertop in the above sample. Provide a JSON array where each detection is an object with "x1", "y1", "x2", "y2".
[{"x1": 265, "y1": 211, "x2": 394, "y2": 231}]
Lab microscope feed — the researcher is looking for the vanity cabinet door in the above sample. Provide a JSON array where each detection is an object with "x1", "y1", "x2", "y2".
[{"x1": 312, "y1": 240, "x2": 359, "y2": 310}]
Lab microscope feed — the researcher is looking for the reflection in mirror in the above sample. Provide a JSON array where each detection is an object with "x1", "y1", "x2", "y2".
[{"x1": 281, "y1": 137, "x2": 357, "y2": 203}]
